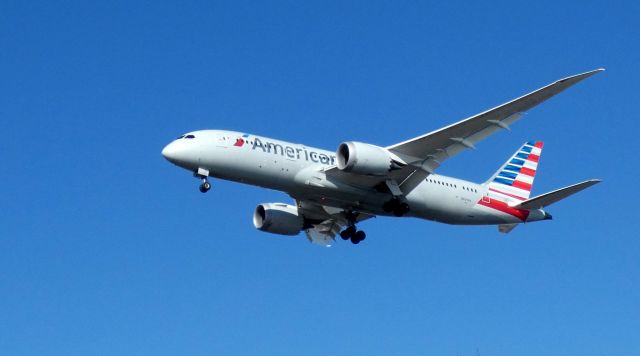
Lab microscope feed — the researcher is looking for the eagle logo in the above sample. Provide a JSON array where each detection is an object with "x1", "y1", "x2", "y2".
[{"x1": 233, "y1": 134, "x2": 249, "y2": 147}]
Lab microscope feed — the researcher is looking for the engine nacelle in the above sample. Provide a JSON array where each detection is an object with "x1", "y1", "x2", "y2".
[
  {"x1": 253, "y1": 203, "x2": 304, "y2": 236},
  {"x1": 336, "y1": 141, "x2": 406, "y2": 175}
]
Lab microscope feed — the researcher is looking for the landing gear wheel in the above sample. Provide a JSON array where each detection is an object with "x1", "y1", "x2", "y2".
[
  {"x1": 199, "y1": 181, "x2": 211, "y2": 193},
  {"x1": 195, "y1": 169, "x2": 212, "y2": 193},
  {"x1": 341, "y1": 226, "x2": 356, "y2": 240},
  {"x1": 350, "y1": 230, "x2": 366, "y2": 244},
  {"x1": 342, "y1": 212, "x2": 365, "y2": 245},
  {"x1": 340, "y1": 230, "x2": 350, "y2": 240}
]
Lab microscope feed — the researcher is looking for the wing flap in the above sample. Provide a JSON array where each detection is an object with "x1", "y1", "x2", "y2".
[{"x1": 305, "y1": 219, "x2": 341, "y2": 247}]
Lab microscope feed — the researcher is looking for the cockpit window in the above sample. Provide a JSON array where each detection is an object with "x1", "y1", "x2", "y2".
[
  {"x1": 176, "y1": 135, "x2": 185, "y2": 139},
  {"x1": 185, "y1": 134, "x2": 195, "y2": 139}
]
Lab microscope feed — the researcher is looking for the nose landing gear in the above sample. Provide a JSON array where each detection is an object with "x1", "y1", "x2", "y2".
[
  {"x1": 195, "y1": 168, "x2": 211, "y2": 193},
  {"x1": 199, "y1": 179, "x2": 211, "y2": 193}
]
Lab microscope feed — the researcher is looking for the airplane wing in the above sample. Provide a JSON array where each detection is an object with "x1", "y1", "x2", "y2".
[
  {"x1": 296, "y1": 200, "x2": 374, "y2": 246},
  {"x1": 326, "y1": 69, "x2": 604, "y2": 193}
]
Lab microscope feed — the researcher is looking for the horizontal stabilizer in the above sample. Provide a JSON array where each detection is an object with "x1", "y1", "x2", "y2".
[
  {"x1": 498, "y1": 224, "x2": 518, "y2": 233},
  {"x1": 511, "y1": 179, "x2": 602, "y2": 210}
]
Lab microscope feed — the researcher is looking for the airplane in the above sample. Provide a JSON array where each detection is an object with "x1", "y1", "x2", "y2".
[{"x1": 161, "y1": 69, "x2": 604, "y2": 246}]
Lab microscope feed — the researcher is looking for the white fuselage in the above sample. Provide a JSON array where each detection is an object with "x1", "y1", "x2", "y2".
[{"x1": 162, "y1": 130, "x2": 547, "y2": 226}]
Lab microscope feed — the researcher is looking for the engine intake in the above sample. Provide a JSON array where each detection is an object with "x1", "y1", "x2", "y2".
[
  {"x1": 336, "y1": 141, "x2": 406, "y2": 175},
  {"x1": 253, "y1": 203, "x2": 304, "y2": 236}
]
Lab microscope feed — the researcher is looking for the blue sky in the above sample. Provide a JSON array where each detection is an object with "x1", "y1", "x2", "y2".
[{"x1": 1, "y1": 1, "x2": 638, "y2": 355}]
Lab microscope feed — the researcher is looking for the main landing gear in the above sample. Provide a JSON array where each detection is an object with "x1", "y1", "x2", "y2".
[
  {"x1": 340, "y1": 226, "x2": 366, "y2": 244},
  {"x1": 382, "y1": 198, "x2": 410, "y2": 217},
  {"x1": 340, "y1": 211, "x2": 366, "y2": 244}
]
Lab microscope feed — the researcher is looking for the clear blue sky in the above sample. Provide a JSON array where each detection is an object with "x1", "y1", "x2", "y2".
[{"x1": 1, "y1": 1, "x2": 638, "y2": 355}]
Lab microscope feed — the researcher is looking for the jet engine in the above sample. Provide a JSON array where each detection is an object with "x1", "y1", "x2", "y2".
[
  {"x1": 336, "y1": 141, "x2": 406, "y2": 175},
  {"x1": 253, "y1": 203, "x2": 304, "y2": 236}
]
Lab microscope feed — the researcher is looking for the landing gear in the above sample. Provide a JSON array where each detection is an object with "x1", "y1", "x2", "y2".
[
  {"x1": 340, "y1": 219, "x2": 366, "y2": 245},
  {"x1": 199, "y1": 180, "x2": 211, "y2": 193},
  {"x1": 353, "y1": 230, "x2": 366, "y2": 244},
  {"x1": 340, "y1": 226, "x2": 356, "y2": 240},
  {"x1": 383, "y1": 198, "x2": 410, "y2": 216},
  {"x1": 194, "y1": 168, "x2": 211, "y2": 193}
]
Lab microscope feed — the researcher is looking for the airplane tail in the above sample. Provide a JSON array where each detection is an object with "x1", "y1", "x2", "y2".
[{"x1": 485, "y1": 141, "x2": 544, "y2": 203}]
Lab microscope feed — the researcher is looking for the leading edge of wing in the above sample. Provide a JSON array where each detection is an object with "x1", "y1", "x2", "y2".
[{"x1": 386, "y1": 68, "x2": 605, "y2": 160}]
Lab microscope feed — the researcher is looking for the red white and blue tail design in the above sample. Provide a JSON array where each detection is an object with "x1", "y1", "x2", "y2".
[{"x1": 485, "y1": 141, "x2": 543, "y2": 203}]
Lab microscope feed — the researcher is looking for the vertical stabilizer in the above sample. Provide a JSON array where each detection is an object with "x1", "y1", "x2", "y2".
[{"x1": 485, "y1": 141, "x2": 543, "y2": 203}]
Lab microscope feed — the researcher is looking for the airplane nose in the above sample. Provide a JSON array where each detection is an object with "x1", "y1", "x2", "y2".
[{"x1": 161, "y1": 142, "x2": 178, "y2": 163}]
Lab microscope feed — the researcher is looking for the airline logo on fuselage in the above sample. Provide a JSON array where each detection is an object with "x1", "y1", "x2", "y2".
[
  {"x1": 234, "y1": 134, "x2": 249, "y2": 147},
  {"x1": 238, "y1": 135, "x2": 336, "y2": 166}
]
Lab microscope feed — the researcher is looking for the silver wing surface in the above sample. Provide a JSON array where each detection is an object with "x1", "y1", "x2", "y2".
[{"x1": 325, "y1": 69, "x2": 604, "y2": 193}]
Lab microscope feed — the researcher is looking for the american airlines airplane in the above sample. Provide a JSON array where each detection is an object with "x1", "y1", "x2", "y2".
[{"x1": 162, "y1": 69, "x2": 603, "y2": 246}]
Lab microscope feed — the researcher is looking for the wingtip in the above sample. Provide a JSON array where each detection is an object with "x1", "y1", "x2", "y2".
[
  {"x1": 584, "y1": 68, "x2": 606, "y2": 76},
  {"x1": 558, "y1": 68, "x2": 605, "y2": 83},
  {"x1": 582, "y1": 178, "x2": 603, "y2": 187},
  {"x1": 585, "y1": 67, "x2": 605, "y2": 74}
]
